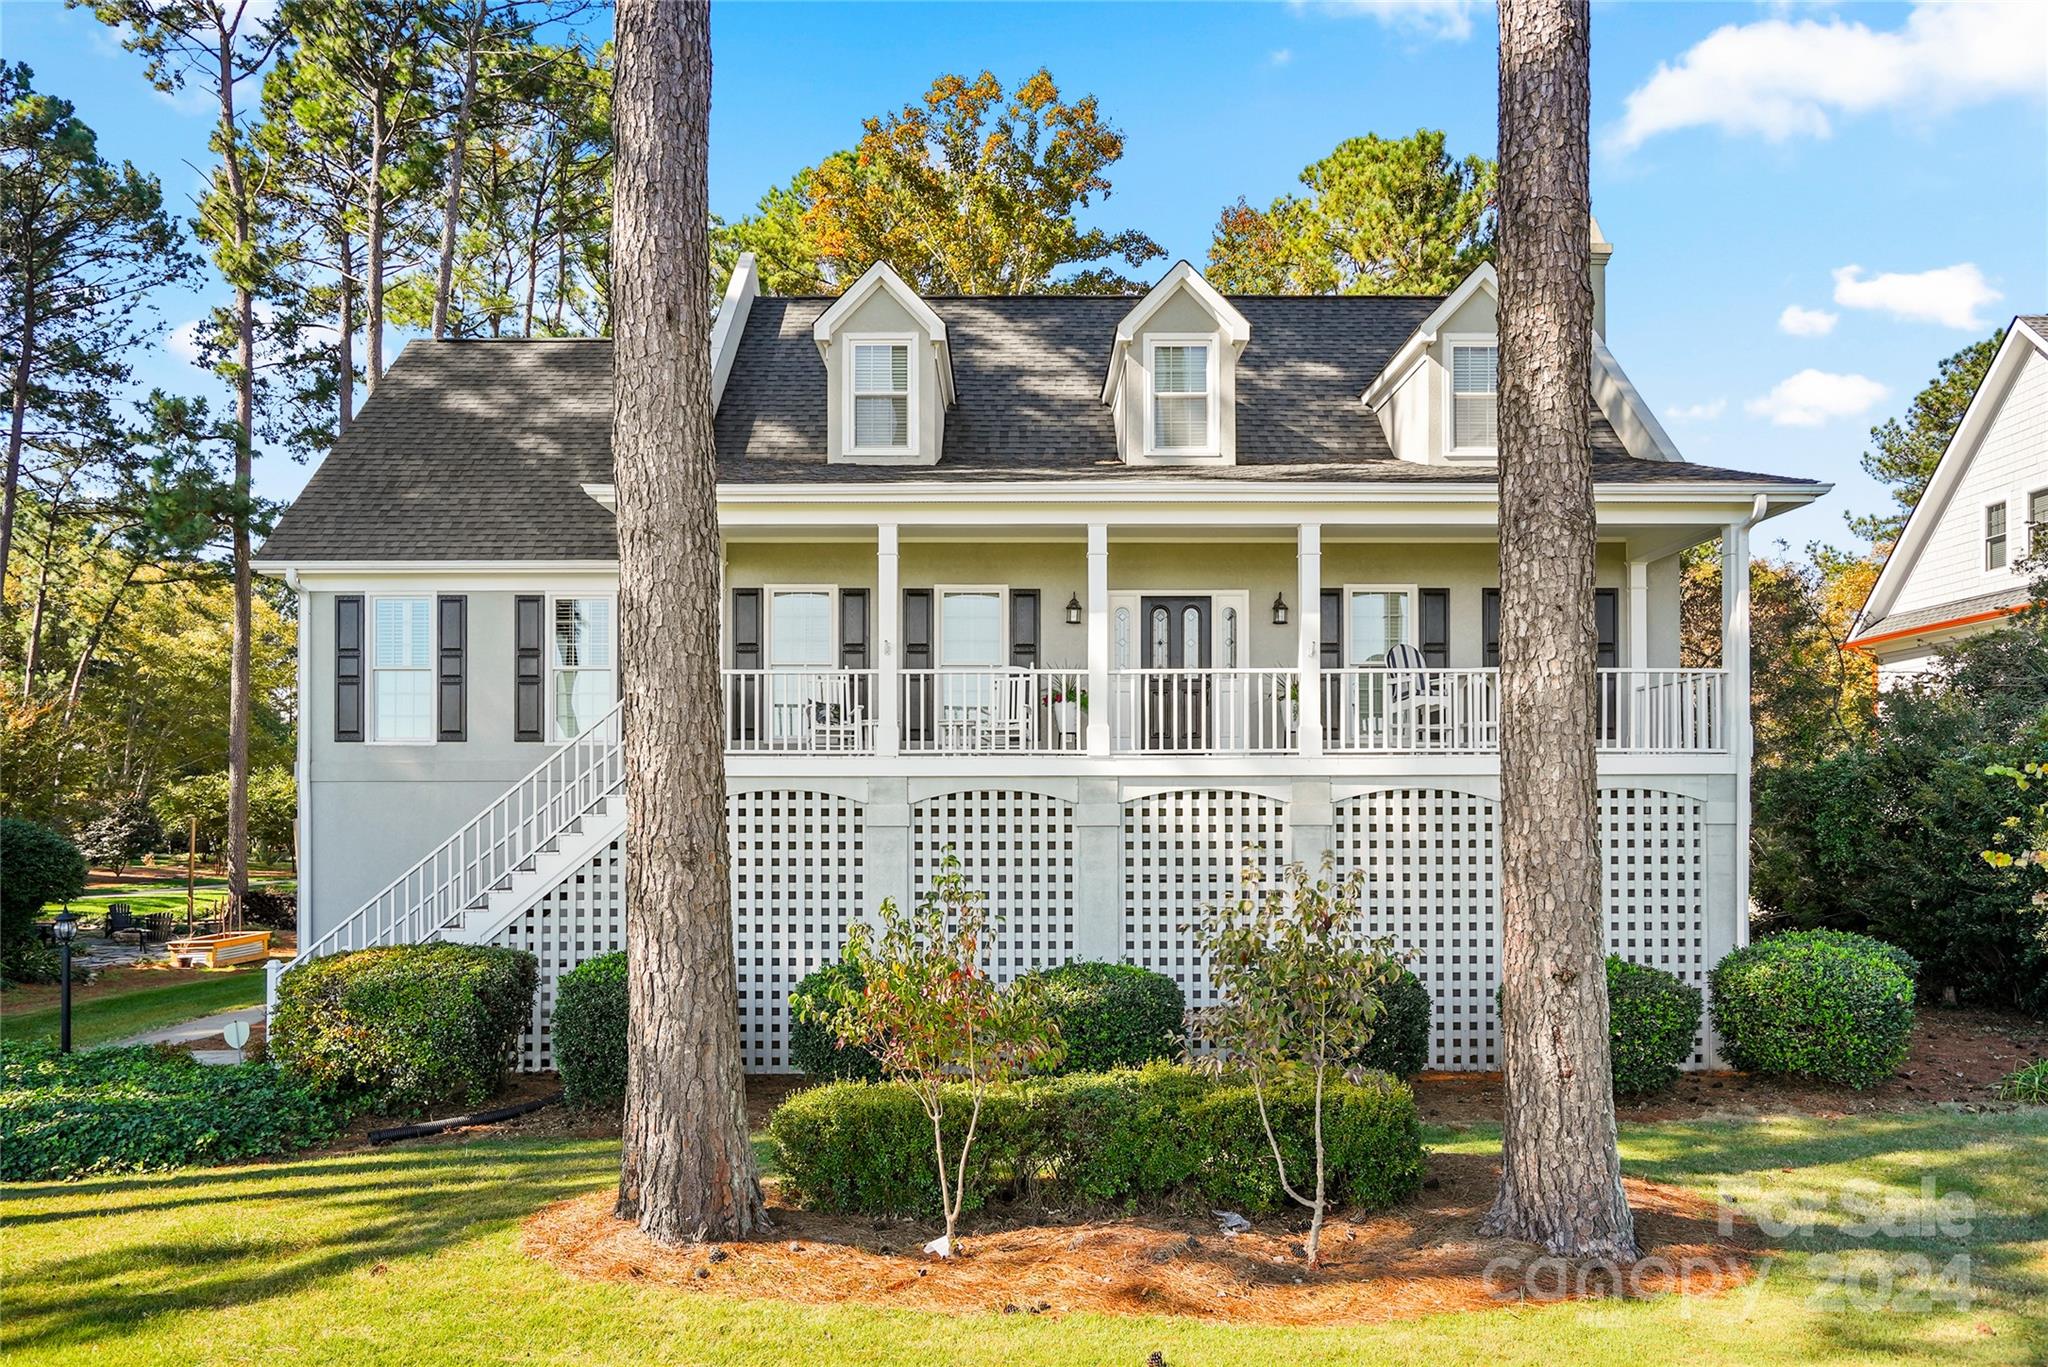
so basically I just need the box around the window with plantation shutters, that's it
[1451,343,1499,451]
[851,341,910,451]
[1149,340,1212,452]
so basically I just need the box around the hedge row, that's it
[767,1062,1424,1219]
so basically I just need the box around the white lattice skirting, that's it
[493,782,1727,1073]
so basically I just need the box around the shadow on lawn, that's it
[4,1139,618,1354]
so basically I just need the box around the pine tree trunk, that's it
[1482,0,1638,1262]
[215,33,254,920]
[432,0,485,340]
[2,282,35,580]
[366,105,388,392]
[611,0,763,1245]
[338,233,356,433]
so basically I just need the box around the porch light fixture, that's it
[1271,593,1289,627]
[1066,592,1083,626]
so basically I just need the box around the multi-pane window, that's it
[371,597,433,742]
[1150,342,1211,451]
[768,590,833,667]
[1347,589,1412,666]
[1451,343,1499,450]
[1985,503,2008,571]
[851,341,910,450]
[552,597,613,738]
[2030,489,2048,560]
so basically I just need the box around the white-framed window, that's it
[1985,501,2008,572]
[1145,336,1216,455]
[766,587,836,668]
[936,587,1005,667]
[1448,338,1499,454]
[847,335,913,454]
[2029,488,2048,560]
[551,596,614,739]
[1346,586,1416,666]
[370,596,434,743]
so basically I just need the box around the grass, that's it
[0,966,267,1049]
[44,880,296,916]
[1,1109,2042,1366]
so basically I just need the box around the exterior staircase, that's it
[266,702,624,1019]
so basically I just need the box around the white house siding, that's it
[1888,347,2048,619]
[489,771,1736,1073]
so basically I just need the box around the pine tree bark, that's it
[215,29,255,921]
[365,103,388,392]
[431,0,485,340]
[611,0,764,1245]
[1482,0,1638,1261]
[2,280,35,580]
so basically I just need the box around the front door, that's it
[1140,596,1212,749]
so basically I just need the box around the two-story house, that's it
[1849,316,2047,686]
[255,239,1827,1073]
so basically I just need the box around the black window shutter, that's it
[1419,589,1450,668]
[335,595,364,743]
[839,589,869,669]
[1319,588,1342,669]
[436,595,467,741]
[1010,590,1040,668]
[1594,588,1620,667]
[514,595,545,742]
[731,588,762,669]
[903,589,933,743]
[1481,589,1501,667]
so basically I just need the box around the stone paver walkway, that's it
[120,1005,264,1065]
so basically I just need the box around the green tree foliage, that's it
[1850,330,2003,548]
[1206,130,1495,295]
[717,69,1162,297]
[77,794,165,874]
[153,764,296,860]
[0,816,86,944]
[1190,854,1403,1269]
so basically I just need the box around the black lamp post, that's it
[51,910,78,1053]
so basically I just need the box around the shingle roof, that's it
[260,295,1822,563]
[1852,585,2033,643]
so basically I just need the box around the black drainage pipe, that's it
[367,1091,563,1145]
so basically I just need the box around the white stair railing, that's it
[271,701,624,1010]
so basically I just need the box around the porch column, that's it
[876,523,900,758]
[1626,558,1649,670]
[1722,519,1752,945]
[1086,523,1110,757]
[1296,522,1323,759]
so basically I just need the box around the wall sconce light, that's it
[1271,593,1289,627]
[1066,592,1083,626]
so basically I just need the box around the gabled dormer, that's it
[1101,262,1251,466]
[1360,265,1502,466]
[813,262,955,466]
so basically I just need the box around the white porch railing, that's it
[1597,668,1726,752]
[1325,667,1500,753]
[899,667,1088,754]
[1111,668,1299,755]
[723,669,878,753]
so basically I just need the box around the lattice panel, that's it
[729,789,866,1073]
[1334,789,1500,1069]
[1119,789,1289,1012]
[1600,787,1710,1066]
[492,838,627,1072]
[911,790,1077,982]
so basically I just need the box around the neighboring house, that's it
[1849,316,2048,687]
[255,238,1827,1073]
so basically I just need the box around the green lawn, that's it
[2,1110,2041,1366]
[0,967,266,1049]
[45,880,295,916]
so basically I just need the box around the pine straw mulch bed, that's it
[522,1151,1762,1326]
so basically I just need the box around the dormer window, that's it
[1147,337,1217,456]
[1449,340,1499,454]
[850,337,913,453]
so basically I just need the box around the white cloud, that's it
[1777,305,1838,337]
[1268,48,1294,66]
[1608,3,2046,152]
[1297,0,1483,42]
[1665,399,1727,422]
[1745,370,1888,427]
[1832,262,2002,330]
[166,319,205,365]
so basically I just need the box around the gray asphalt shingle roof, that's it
[1854,585,2034,642]
[260,293,1821,563]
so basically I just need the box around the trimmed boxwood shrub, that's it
[1606,956,1702,1097]
[0,817,87,947]
[1709,931,1916,1089]
[271,943,538,1112]
[1025,961,1186,1074]
[1349,964,1431,1079]
[553,951,627,1107]
[0,1042,347,1180]
[787,961,884,1081]
[1789,928,1921,985]
[766,1062,1424,1219]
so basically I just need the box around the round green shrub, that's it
[1026,961,1186,1074]
[1349,963,1431,1078]
[1782,928,1920,984]
[1709,934,1916,1089]
[270,943,538,1113]
[787,962,883,1081]
[553,951,628,1108]
[0,818,87,945]
[1606,956,1702,1097]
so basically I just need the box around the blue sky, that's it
[6,0,2044,552]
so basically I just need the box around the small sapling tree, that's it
[801,853,1063,1257]
[1192,852,1403,1269]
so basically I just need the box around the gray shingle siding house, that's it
[259,247,1827,1073]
